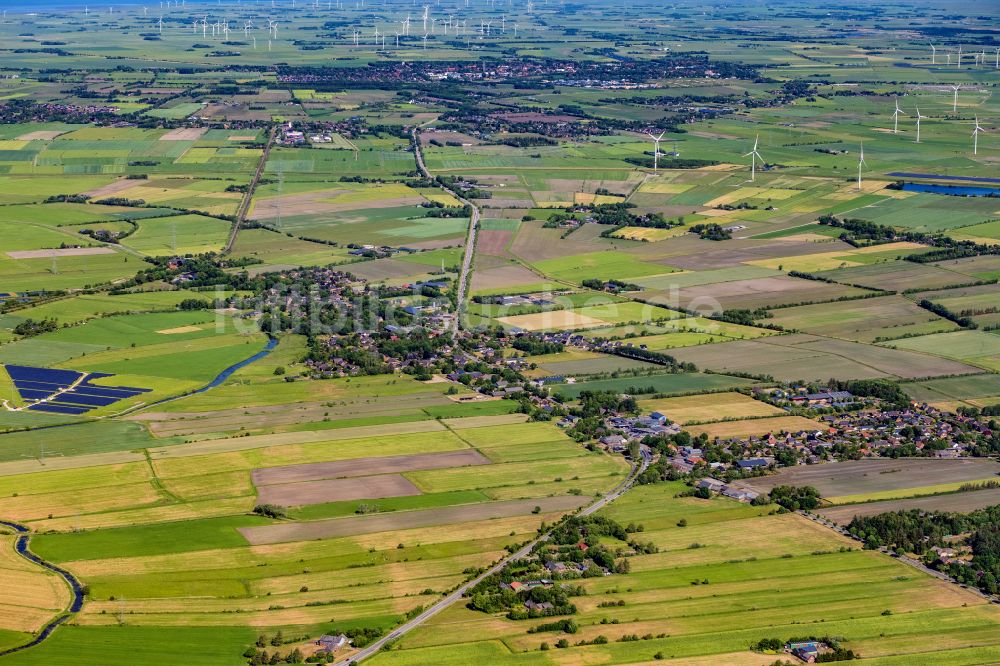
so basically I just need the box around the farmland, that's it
[0,0,998,661]
[371,482,1000,666]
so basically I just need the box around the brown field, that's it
[16,130,65,140]
[684,415,822,438]
[349,258,434,282]
[252,449,491,486]
[256,473,422,507]
[817,487,1000,524]
[160,127,208,141]
[239,495,589,545]
[665,239,855,271]
[6,246,117,259]
[743,458,1000,497]
[476,230,512,257]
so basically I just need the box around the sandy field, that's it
[498,310,608,331]
[160,127,208,141]
[7,246,117,259]
[15,130,65,140]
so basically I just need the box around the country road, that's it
[333,446,651,665]
[224,125,277,254]
[411,127,478,332]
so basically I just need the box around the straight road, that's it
[224,126,276,253]
[411,127,478,332]
[334,446,651,665]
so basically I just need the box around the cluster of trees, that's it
[828,379,910,409]
[12,317,59,337]
[917,298,977,329]
[511,337,564,356]
[848,505,1000,595]
[689,223,732,241]
[768,485,822,511]
[582,278,640,292]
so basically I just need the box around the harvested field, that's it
[742,458,1000,497]
[239,495,588,545]
[252,449,491,486]
[15,130,65,141]
[668,334,982,381]
[155,325,203,335]
[80,178,139,199]
[640,392,784,424]
[497,310,607,331]
[658,275,867,312]
[160,127,207,141]
[6,247,117,259]
[255,474,422,507]
[476,230,512,257]
[817,488,1000,524]
[685,415,822,439]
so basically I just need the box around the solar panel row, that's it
[6,365,83,385]
[5,365,150,415]
[28,403,91,415]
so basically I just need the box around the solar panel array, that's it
[5,365,151,415]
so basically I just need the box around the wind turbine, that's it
[645,130,666,171]
[857,141,866,191]
[422,32,428,48]
[914,106,926,143]
[956,45,962,68]
[951,85,960,112]
[891,98,905,134]
[744,134,763,182]
[972,117,984,156]
[394,31,400,47]
[929,43,936,65]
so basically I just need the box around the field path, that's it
[412,125,478,332]
[225,125,277,253]
[332,445,651,665]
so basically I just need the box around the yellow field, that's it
[0,534,70,632]
[638,391,785,424]
[423,193,463,206]
[746,241,925,271]
[611,226,686,241]
[497,310,609,331]
[638,181,693,194]
[684,415,823,438]
[704,186,801,208]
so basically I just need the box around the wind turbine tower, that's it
[929,43,936,64]
[744,134,763,182]
[646,131,666,171]
[951,85,960,112]
[972,117,984,156]
[857,141,867,191]
[891,98,904,134]
[914,107,927,143]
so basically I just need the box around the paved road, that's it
[224,126,276,253]
[411,127,478,332]
[334,446,651,665]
